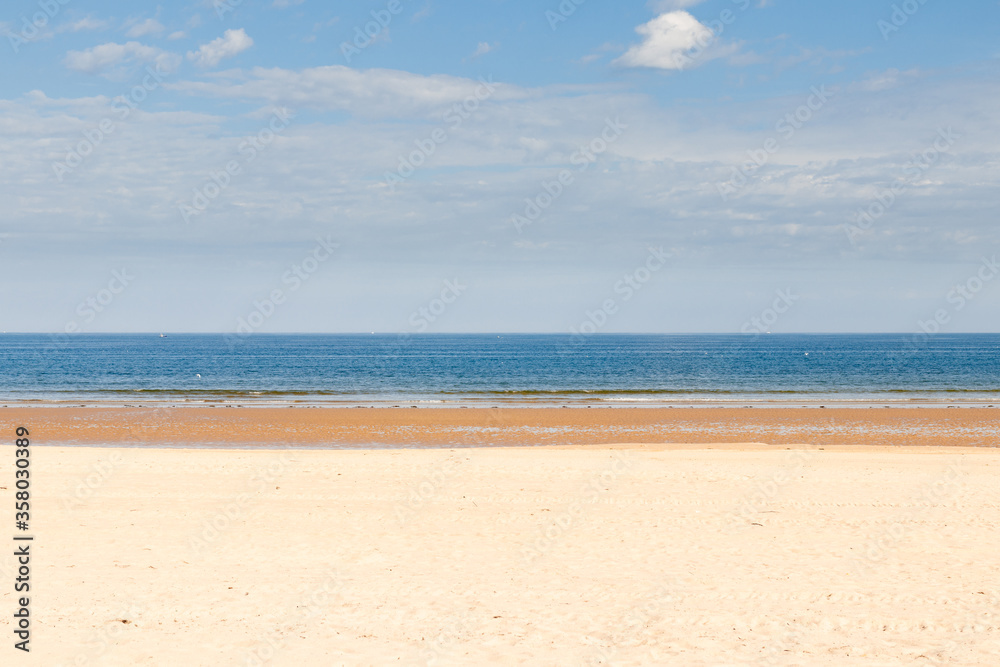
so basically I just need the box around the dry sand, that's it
[0,409,998,665]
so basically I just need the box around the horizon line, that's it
[2,332,999,337]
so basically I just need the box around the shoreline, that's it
[4,406,999,448]
[3,398,999,410]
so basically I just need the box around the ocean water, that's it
[0,333,998,407]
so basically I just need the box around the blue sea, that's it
[0,334,998,407]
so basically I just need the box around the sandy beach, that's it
[1,409,998,665]
[2,406,1000,448]
[8,0,998,659]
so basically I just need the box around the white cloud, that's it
[614,11,725,70]
[169,66,523,117]
[56,17,111,33]
[648,0,708,10]
[856,68,920,92]
[774,47,870,73]
[3,67,1000,333]
[187,29,254,68]
[64,41,182,75]
[470,42,496,59]
[126,18,166,38]
[412,3,432,22]
[313,18,340,30]
[168,31,187,41]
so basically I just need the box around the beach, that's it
[1,408,998,664]
[3,406,1000,448]
[8,0,999,659]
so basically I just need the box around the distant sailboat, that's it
[159,334,167,338]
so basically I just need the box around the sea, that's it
[0,333,998,408]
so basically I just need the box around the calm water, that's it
[0,334,998,406]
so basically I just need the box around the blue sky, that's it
[2,0,999,334]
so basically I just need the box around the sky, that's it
[1,0,999,334]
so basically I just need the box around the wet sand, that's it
[1,406,998,448]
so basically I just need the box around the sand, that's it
[2,406,1000,448]
[1,409,998,665]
